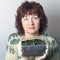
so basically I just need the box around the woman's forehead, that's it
[23,13,38,17]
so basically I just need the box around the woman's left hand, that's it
[35,44,48,60]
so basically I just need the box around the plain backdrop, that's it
[0,0,60,60]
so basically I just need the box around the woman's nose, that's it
[29,19,34,25]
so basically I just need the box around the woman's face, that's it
[21,14,40,35]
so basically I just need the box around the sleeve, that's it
[47,37,60,60]
[6,33,18,60]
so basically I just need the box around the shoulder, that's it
[8,33,20,45]
[9,33,19,39]
[44,32,58,46]
[44,33,59,60]
[44,32,56,41]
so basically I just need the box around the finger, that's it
[21,57,29,60]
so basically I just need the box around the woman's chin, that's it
[27,30,37,34]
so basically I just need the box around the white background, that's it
[0,0,60,60]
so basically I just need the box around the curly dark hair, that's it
[15,1,48,35]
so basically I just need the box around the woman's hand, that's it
[35,44,48,60]
[21,57,30,60]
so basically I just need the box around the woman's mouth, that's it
[28,27,35,30]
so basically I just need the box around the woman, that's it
[6,1,59,60]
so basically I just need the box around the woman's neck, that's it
[24,32,40,39]
[21,32,44,41]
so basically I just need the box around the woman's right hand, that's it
[21,57,30,60]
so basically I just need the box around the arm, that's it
[35,36,59,60]
[45,36,60,60]
[6,34,18,60]
[6,33,30,60]
[48,39,59,60]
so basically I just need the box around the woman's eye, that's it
[23,17,28,20]
[24,18,28,20]
[34,17,38,19]
[33,16,39,20]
